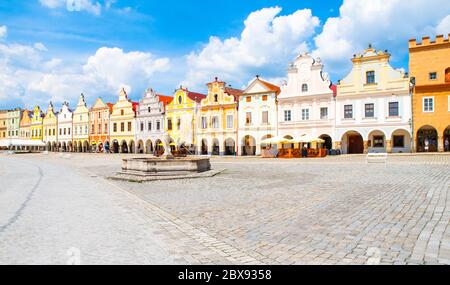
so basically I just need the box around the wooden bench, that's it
[366,152,387,164]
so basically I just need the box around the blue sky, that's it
[0,0,449,109]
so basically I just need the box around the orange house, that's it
[89,97,113,152]
[409,35,450,152]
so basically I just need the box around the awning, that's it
[295,134,325,143]
[261,136,295,145]
[0,139,46,147]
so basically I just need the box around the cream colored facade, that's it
[72,94,90,152]
[109,88,137,153]
[239,76,280,156]
[336,46,412,154]
[19,110,32,140]
[7,109,22,139]
[197,79,242,156]
[43,102,58,151]
[57,102,73,152]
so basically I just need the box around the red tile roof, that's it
[257,78,281,95]
[330,84,337,97]
[225,87,243,102]
[157,94,174,107]
[106,103,114,113]
[187,91,207,103]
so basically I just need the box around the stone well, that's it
[121,157,211,176]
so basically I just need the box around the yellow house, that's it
[73,94,90,152]
[109,88,138,153]
[197,78,242,155]
[30,106,44,141]
[409,35,450,152]
[43,102,58,151]
[0,110,7,140]
[165,87,206,154]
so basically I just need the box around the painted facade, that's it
[409,35,450,152]
[336,46,412,154]
[197,78,242,155]
[19,110,32,140]
[43,102,58,151]
[109,88,138,153]
[135,88,173,154]
[7,109,22,139]
[166,87,206,153]
[239,76,280,156]
[89,97,112,152]
[72,94,90,152]
[0,110,7,140]
[57,102,73,152]
[30,106,44,141]
[278,53,336,150]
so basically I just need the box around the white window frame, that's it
[284,110,291,122]
[301,108,310,121]
[226,114,233,129]
[423,97,434,113]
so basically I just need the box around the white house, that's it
[57,102,73,152]
[135,88,173,154]
[278,53,336,150]
[238,76,280,156]
[336,45,412,154]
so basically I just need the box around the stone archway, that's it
[417,125,438,152]
[444,126,450,152]
[319,134,333,150]
[129,140,136,154]
[121,140,129,153]
[145,140,153,154]
[212,138,220,155]
[341,131,364,154]
[242,135,256,156]
[112,140,119,153]
[201,138,208,155]
[83,141,89,153]
[104,141,110,153]
[368,130,386,153]
[224,138,235,156]
[137,140,144,154]
[155,139,164,156]
[390,129,411,153]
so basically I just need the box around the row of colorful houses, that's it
[1,35,449,155]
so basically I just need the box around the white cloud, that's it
[183,7,319,90]
[0,38,170,108]
[0,25,7,39]
[436,15,450,35]
[34,42,48,51]
[39,0,102,16]
[313,0,450,77]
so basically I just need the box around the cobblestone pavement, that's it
[0,152,449,264]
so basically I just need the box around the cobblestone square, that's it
[0,153,449,264]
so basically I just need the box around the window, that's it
[301,109,309,121]
[59,129,62,136]
[423,97,434,112]
[167,119,172,130]
[429,72,437,80]
[212,116,219,128]
[344,105,353,119]
[262,95,268,101]
[214,94,218,102]
[156,121,160,130]
[148,122,152,131]
[177,118,181,130]
[120,110,124,116]
[148,107,151,113]
[284,110,291,122]
[366,71,375,84]
[128,122,131,131]
[104,124,108,133]
[98,112,101,119]
[320,107,328,120]
[373,136,384,147]
[226,115,233,129]
[246,96,251,103]
[393,135,404,148]
[262,111,268,124]
[140,122,144,132]
[365,103,374,118]
[91,124,95,134]
[113,123,117,132]
[201,117,207,129]
[389,102,399,117]
[301,84,308,92]
[178,96,182,104]
[120,122,124,132]
[246,112,252,125]
[68,128,70,135]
